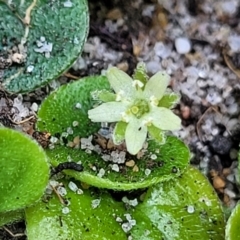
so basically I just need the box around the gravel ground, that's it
[1,0,240,238]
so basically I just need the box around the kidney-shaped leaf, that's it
[25,180,127,240]
[0,0,88,93]
[130,166,225,239]
[46,136,190,190]
[37,76,110,138]
[226,202,240,240]
[0,128,49,213]
[25,168,225,239]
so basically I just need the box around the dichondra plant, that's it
[0,0,228,237]
[26,63,224,239]
[1,63,224,239]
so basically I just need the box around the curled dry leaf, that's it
[223,50,240,79]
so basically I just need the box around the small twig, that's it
[196,106,219,141]
[2,226,25,238]
[223,50,240,79]
[12,115,35,125]
[23,0,37,25]
[50,184,66,205]
[63,72,80,80]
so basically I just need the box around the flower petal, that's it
[143,72,170,100]
[107,67,136,98]
[148,106,181,130]
[88,102,127,122]
[125,118,147,155]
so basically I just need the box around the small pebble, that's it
[63,0,72,7]
[75,103,82,109]
[187,205,195,213]
[68,181,78,192]
[91,199,101,209]
[132,165,139,172]
[210,135,232,155]
[220,2,237,15]
[40,36,45,42]
[72,121,79,127]
[226,174,235,183]
[223,193,231,206]
[91,166,97,171]
[150,154,157,160]
[62,207,70,214]
[67,127,73,135]
[222,168,231,176]
[224,188,236,198]
[228,35,240,52]
[50,136,58,143]
[77,188,83,194]
[144,169,151,176]
[181,105,190,119]
[73,136,80,145]
[111,164,120,172]
[175,37,191,54]
[57,186,67,196]
[106,8,122,20]
[213,176,226,189]
[125,160,135,167]
[121,222,132,233]
[30,102,38,112]
[116,62,129,72]
[116,216,123,222]
[97,168,105,178]
[49,180,59,187]
[107,139,115,149]
[129,198,138,207]
[27,65,34,73]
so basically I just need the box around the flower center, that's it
[130,99,149,118]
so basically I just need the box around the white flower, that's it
[88,66,181,155]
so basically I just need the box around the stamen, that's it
[142,117,153,126]
[116,90,125,101]
[132,80,144,88]
[150,96,159,106]
[121,112,130,122]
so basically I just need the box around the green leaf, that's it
[0,210,24,227]
[0,128,49,213]
[0,0,88,93]
[98,90,116,102]
[226,203,240,240]
[130,166,225,239]
[37,76,111,138]
[113,121,127,144]
[148,125,166,144]
[25,180,127,240]
[158,92,180,109]
[132,62,149,85]
[25,167,224,239]
[46,136,190,190]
